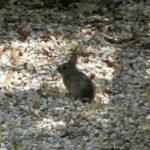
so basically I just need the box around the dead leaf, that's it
[104,35,123,44]
[65,32,76,40]
[96,87,111,95]
[102,88,112,95]
[81,27,92,34]
[1,44,18,63]
[3,44,11,51]
[3,72,12,91]
[23,62,36,73]
[42,48,52,57]
[18,27,29,41]
[18,51,23,56]
[39,33,50,41]
[69,44,79,52]
[50,35,57,43]
[39,32,59,42]
[96,88,112,95]
[51,73,59,80]
[77,50,91,57]
[102,59,117,68]
[89,73,95,80]
[102,16,112,24]
[10,49,18,62]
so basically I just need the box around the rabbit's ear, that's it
[70,53,78,64]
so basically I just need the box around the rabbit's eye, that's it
[63,66,66,69]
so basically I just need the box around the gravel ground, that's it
[0,1,150,150]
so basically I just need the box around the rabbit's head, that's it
[57,53,78,77]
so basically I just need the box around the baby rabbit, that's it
[57,53,95,102]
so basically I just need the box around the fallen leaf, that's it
[18,51,23,56]
[78,51,91,57]
[69,44,79,52]
[23,62,36,73]
[42,48,52,57]
[10,49,18,62]
[102,88,112,95]
[81,27,92,34]
[104,35,123,44]
[103,59,117,68]
[18,27,29,41]
[39,32,59,42]
[96,87,111,95]
[102,16,112,24]
[89,73,95,80]
[65,32,76,40]
[50,35,57,43]
[3,72,12,91]
[3,44,11,52]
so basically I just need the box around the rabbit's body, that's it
[63,68,95,101]
[57,54,95,102]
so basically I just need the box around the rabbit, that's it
[57,53,95,102]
